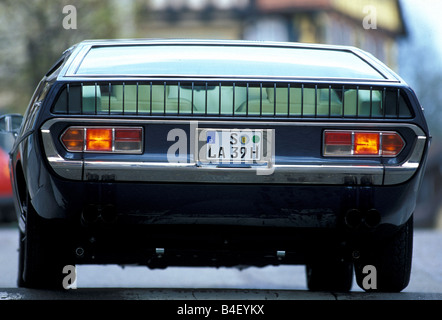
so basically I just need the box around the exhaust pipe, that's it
[345,208,381,229]
[364,209,381,228]
[82,205,99,224]
[101,204,117,223]
[345,209,363,229]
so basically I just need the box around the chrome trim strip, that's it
[383,135,427,185]
[41,129,83,180]
[41,118,426,133]
[41,118,427,185]
[63,74,395,83]
[82,161,384,185]
[60,76,400,86]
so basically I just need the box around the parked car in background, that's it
[0,146,14,222]
[3,39,430,291]
[0,114,21,223]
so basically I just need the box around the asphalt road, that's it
[0,225,441,300]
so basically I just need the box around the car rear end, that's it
[15,40,430,291]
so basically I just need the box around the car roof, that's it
[57,39,403,83]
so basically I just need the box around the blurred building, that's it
[140,0,406,70]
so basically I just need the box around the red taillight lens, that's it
[324,131,352,156]
[114,128,142,152]
[324,130,404,157]
[61,127,143,153]
[325,131,352,145]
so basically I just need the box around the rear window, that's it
[74,45,386,80]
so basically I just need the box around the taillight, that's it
[86,128,113,152]
[114,128,143,152]
[61,127,143,153]
[324,130,404,157]
[381,132,406,156]
[354,132,380,155]
[60,128,84,152]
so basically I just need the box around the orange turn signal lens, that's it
[86,128,112,152]
[354,132,380,155]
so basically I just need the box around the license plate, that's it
[198,129,264,164]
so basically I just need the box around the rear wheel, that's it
[17,193,74,289]
[354,215,413,292]
[306,259,353,292]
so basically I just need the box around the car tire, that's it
[354,214,413,292]
[17,193,74,289]
[306,259,353,292]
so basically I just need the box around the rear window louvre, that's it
[52,81,413,119]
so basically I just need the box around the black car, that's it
[4,39,430,291]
